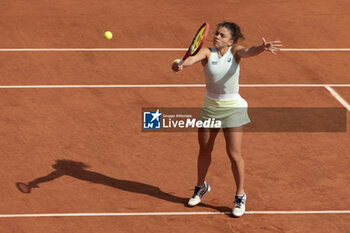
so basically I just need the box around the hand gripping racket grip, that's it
[178,58,184,66]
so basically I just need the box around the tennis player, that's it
[171,21,282,217]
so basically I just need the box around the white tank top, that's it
[204,47,240,100]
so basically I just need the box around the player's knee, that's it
[227,150,242,162]
[199,143,214,155]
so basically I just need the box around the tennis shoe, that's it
[188,181,211,206]
[233,193,247,217]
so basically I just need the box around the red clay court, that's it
[0,1,349,232]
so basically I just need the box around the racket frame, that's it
[178,22,209,66]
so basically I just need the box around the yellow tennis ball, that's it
[104,31,113,40]
[172,58,181,64]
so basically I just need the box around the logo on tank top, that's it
[212,58,231,65]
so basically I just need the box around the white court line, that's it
[325,86,350,111]
[1,84,349,111]
[0,48,350,52]
[239,84,350,87]
[0,48,188,52]
[0,210,350,218]
[0,84,205,88]
[1,84,350,89]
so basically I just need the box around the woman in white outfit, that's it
[172,21,282,217]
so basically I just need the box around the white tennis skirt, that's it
[200,94,251,128]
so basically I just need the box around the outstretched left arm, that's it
[235,37,283,58]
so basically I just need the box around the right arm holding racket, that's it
[172,22,210,72]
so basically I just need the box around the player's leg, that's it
[188,128,219,206]
[223,127,247,217]
[197,127,220,185]
[223,127,244,194]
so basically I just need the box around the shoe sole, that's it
[232,214,244,218]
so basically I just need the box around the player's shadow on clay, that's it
[16,159,231,215]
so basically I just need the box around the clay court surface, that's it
[1,1,350,232]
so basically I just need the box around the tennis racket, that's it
[178,22,209,66]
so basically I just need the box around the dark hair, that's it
[217,21,245,43]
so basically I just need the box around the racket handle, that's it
[178,58,184,66]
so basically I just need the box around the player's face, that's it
[213,27,234,48]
